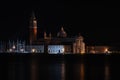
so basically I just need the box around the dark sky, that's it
[0,1,119,46]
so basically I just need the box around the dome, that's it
[57,27,67,38]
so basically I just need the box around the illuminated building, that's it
[26,12,85,54]
[7,40,26,53]
[86,46,111,53]
[0,12,115,54]
[29,12,37,45]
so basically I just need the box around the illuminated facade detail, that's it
[86,46,111,53]
[29,12,37,45]
[29,35,85,54]
[73,34,85,54]
[27,12,86,54]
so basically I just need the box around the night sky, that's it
[0,1,119,47]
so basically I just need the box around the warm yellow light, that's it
[34,28,37,36]
[80,63,84,80]
[104,48,108,53]
[81,52,84,55]
[31,48,36,53]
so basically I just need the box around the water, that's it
[0,53,120,80]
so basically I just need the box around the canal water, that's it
[0,53,120,80]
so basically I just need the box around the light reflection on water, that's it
[1,55,119,80]
[104,64,110,80]
[61,63,65,80]
[80,63,84,80]
[31,59,37,80]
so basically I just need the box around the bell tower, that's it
[29,11,37,45]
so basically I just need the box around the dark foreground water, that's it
[0,53,120,80]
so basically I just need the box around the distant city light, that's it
[9,48,12,52]
[12,45,16,49]
[105,48,108,52]
[20,48,24,52]
[0,11,119,54]
[31,48,36,53]
[62,48,64,53]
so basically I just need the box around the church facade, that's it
[26,12,85,54]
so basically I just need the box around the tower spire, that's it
[31,11,36,20]
[29,11,37,45]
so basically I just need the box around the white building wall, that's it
[48,45,64,54]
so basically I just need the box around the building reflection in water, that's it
[7,60,28,80]
[104,63,110,80]
[61,63,65,80]
[31,59,38,80]
[30,58,66,80]
[80,63,84,80]
[5,57,112,80]
[47,62,65,80]
[30,59,85,80]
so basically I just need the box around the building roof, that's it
[32,37,75,45]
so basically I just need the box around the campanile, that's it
[29,11,37,45]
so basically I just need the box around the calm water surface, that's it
[0,54,120,80]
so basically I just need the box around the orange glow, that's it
[81,51,84,55]
[31,59,37,80]
[80,63,84,80]
[34,28,37,36]
[105,48,108,52]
